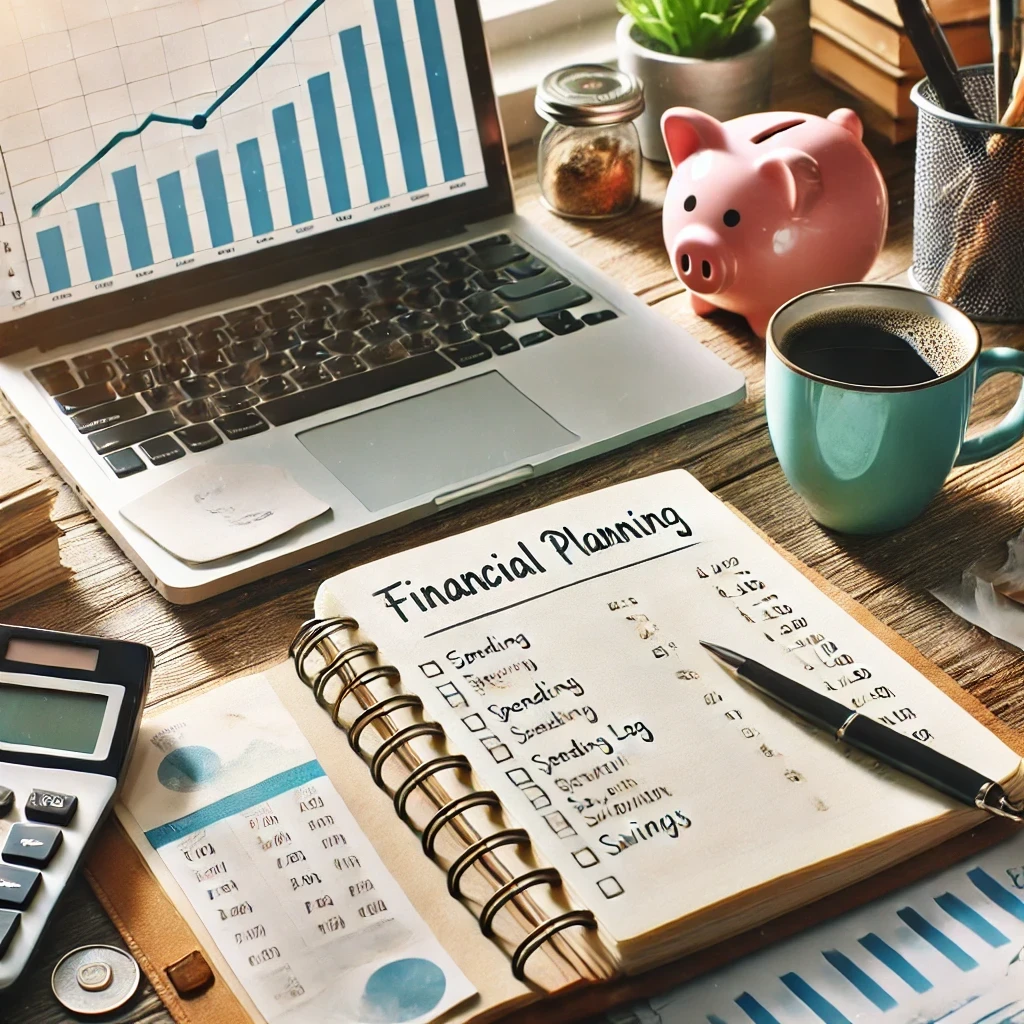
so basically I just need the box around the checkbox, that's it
[597,876,624,899]
[485,742,512,764]
[572,847,599,869]
[542,811,577,838]
[461,713,486,732]
[419,661,443,678]
[523,785,551,810]
[435,682,468,708]
[506,768,532,787]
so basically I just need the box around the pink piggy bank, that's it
[661,107,888,338]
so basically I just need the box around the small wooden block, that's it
[166,950,214,998]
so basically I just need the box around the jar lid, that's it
[535,64,645,127]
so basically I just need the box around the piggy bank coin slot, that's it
[752,119,806,144]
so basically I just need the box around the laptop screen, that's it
[0,0,494,331]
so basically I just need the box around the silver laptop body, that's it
[0,0,744,603]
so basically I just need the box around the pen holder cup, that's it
[911,65,1024,323]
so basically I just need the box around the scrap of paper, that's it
[121,464,329,563]
[119,678,474,1024]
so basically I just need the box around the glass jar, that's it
[535,65,644,220]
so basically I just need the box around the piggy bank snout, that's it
[671,225,733,295]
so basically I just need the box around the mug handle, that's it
[955,348,1024,466]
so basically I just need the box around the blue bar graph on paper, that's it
[969,867,1024,920]
[821,951,897,1011]
[37,227,71,292]
[340,27,389,202]
[156,171,194,259]
[707,1016,730,1024]
[897,907,978,970]
[373,0,426,191]
[780,973,851,1024]
[272,103,313,225]
[111,166,154,270]
[308,72,350,213]
[237,139,274,237]
[935,892,1011,946]
[858,933,932,992]
[196,150,233,246]
[413,0,464,180]
[75,204,112,281]
[735,992,781,1024]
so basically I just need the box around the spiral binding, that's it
[290,616,599,986]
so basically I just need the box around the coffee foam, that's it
[780,306,971,376]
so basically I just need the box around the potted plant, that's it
[616,0,776,162]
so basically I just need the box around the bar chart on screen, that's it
[0,0,486,320]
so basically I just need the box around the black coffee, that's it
[780,307,960,387]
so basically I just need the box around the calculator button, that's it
[0,910,19,957]
[3,824,63,867]
[26,789,78,825]
[0,786,12,818]
[0,865,41,909]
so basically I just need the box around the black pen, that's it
[699,641,1024,822]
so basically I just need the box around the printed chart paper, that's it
[601,829,1024,1023]
[119,676,474,1024]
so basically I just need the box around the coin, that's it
[52,945,140,1015]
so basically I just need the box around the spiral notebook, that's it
[105,469,1024,1024]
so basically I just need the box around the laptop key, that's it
[189,349,229,374]
[36,371,79,396]
[180,375,220,398]
[538,310,586,335]
[214,388,259,414]
[582,309,618,325]
[259,352,295,375]
[436,245,471,259]
[444,342,491,367]
[89,411,180,455]
[298,285,336,303]
[435,323,474,345]
[496,268,569,302]
[297,319,334,341]
[252,375,297,400]
[140,435,185,466]
[141,384,185,411]
[400,256,436,274]
[403,288,438,311]
[224,306,262,323]
[403,331,439,355]
[151,327,188,345]
[520,329,553,346]
[72,397,146,434]
[435,259,474,282]
[53,382,117,414]
[80,362,117,386]
[267,307,303,330]
[72,349,112,368]
[471,234,511,249]
[191,327,231,352]
[261,352,456,426]
[215,410,269,440]
[303,298,337,319]
[187,315,227,333]
[291,363,333,389]
[324,355,365,378]
[507,256,548,279]
[437,279,478,301]
[218,362,261,388]
[397,311,436,332]
[404,270,440,289]
[468,244,528,272]
[362,340,409,367]
[361,322,406,345]
[505,285,592,322]
[105,448,146,478]
[293,341,330,364]
[479,331,520,355]
[463,291,503,315]
[467,313,509,334]
[266,329,301,353]
[262,293,302,312]
[474,270,513,291]
[176,424,223,452]
[325,331,365,355]
[180,399,217,423]
[435,300,468,325]
[332,308,374,333]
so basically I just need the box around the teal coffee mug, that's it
[765,283,1024,534]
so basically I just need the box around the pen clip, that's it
[976,781,1024,822]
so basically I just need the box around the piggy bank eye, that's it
[723,209,741,227]
[683,195,696,212]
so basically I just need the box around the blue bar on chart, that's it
[111,166,154,270]
[156,171,194,259]
[896,907,978,971]
[934,892,1010,946]
[373,0,426,192]
[734,992,780,1024]
[413,0,464,180]
[821,950,897,1011]
[780,972,851,1023]
[36,227,71,292]
[196,151,234,247]
[969,867,1024,920]
[272,103,313,225]
[308,72,351,214]
[340,27,389,202]
[75,204,112,281]
[237,139,274,236]
[857,933,932,993]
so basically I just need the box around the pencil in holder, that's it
[911,66,1024,323]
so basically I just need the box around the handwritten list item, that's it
[119,678,474,1024]
[314,470,1020,949]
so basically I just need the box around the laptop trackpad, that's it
[297,372,579,512]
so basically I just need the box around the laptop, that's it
[0,0,744,604]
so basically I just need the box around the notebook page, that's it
[314,470,1019,947]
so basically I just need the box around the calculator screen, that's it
[0,682,108,755]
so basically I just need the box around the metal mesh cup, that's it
[911,65,1024,322]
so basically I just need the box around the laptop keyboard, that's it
[29,235,618,478]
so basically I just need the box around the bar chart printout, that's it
[604,833,1024,1024]
[0,0,486,321]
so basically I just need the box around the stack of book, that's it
[0,459,70,610]
[810,0,990,143]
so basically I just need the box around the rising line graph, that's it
[31,0,327,217]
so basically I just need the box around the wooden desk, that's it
[4,4,1024,1020]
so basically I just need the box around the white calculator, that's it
[0,625,151,991]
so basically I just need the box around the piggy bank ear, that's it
[755,147,823,219]
[661,108,727,168]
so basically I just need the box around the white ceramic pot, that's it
[616,15,777,162]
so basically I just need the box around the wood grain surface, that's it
[5,1,1024,1020]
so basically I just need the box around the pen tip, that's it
[699,641,745,669]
